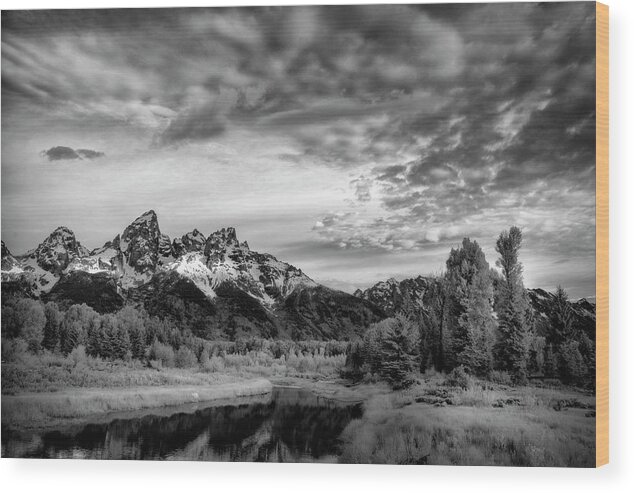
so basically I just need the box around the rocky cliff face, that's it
[21,226,89,275]
[354,276,438,316]
[119,210,163,281]
[1,241,22,275]
[172,229,206,257]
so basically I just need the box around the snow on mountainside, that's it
[2,211,318,309]
[2,210,385,339]
[6,227,90,293]
[172,229,206,257]
[1,241,26,280]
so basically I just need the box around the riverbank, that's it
[1,377,272,430]
[2,357,596,466]
[333,374,596,467]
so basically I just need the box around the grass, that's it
[1,351,596,466]
[2,378,272,430]
[1,358,236,395]
[338,375,596,467]
[0,346,343,430]
[201,352,346,380]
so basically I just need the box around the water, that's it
[1,386,364,462]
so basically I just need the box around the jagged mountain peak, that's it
[355,275,437,316]
[204,227,249,258]
[131,209,158,224]
[24,225,89,275]
[119,210,163,280]
[172,228,207,257]
[51,225,75,235]
[1,241,23,275]
[208,227,240,248]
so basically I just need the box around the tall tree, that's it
[494,226,531,384]
[60,304,98,355]
[549,285,574,347]
[43,302,63,352]
[457,270,496,376]
[444,238,497,374]
[377,314,420,389]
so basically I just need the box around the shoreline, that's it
[1,377,273,430]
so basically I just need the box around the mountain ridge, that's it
[2,210,383,340]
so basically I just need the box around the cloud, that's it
[2,3,598,297]
[42,146,80,161]
[77,149,105,159]
[42,146,105,161]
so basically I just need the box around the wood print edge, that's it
[595,0,609,468]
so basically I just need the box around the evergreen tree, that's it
[60,319,81,355]
[378,314,420,389]
[494,226,531,384]
[60,304,98,355]
[418,278,447,372]
[544,343,559,378]
[43,302,63,352]
[457,270,496,376]
[100,314,119,359]
[117,306,146,359]
[549,285,574,347]
[558,340,586,385]
[444,238,497,373]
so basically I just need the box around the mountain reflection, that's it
[2,387,363,462]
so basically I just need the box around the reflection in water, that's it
[2,387,363,462]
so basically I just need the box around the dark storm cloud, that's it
[41,146,104,161]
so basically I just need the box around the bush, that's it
[1,338,29,363]
[203,355,226,373]
[175,346,197,368]
[489,370,513,386]
[69,345,88,367]
[558,340,587,386]
[149,340,175,368]
[445,365,471,389]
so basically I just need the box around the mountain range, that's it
[1,211,383,339]
[1,211,595,341]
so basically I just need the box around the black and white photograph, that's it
[1,2,599,466]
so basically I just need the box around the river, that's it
[1,386,363,462]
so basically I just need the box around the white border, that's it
[1,0,632,491]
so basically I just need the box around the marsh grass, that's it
[1,378,272,429]
[340,376,595,467]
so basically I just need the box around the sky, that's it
[1,3,597,298]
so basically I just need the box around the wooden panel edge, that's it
[595,0,609,468]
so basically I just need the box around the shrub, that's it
[1,337,29,363]
[203,355,226,373]
[489,370,513,386]
[69,345,88,367]
[149,340,175,368]
[558,340,586,386]
[175,346,197,368]
[445,365,471,389]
